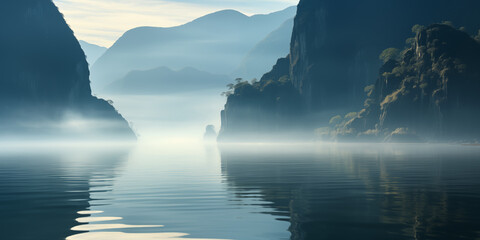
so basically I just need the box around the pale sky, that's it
[53,0,299,47]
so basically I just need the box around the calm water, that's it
[1,142,480,240]
[1,93,480,240]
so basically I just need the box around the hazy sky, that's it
[54,0,299,47]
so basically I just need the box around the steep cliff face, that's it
[290,0,480,111]
[346,25,480,141]
[219,0,480,140]
[0,0,135,139]
[1,0,91,105]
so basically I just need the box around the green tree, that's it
[405,37,416,47]
[379,48,400,63]
[329,115,342,125]
[442,21,454,28]
[364,85,375,97]
[221,83,235,97]
[411,24,425,34]
[344,112,358,119]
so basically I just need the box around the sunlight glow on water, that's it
[69,211,226,240]
[75,217,123,223]
[72,224,164,231]
[67,232,230,240]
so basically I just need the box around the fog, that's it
[99,89,226,143]
[2,88,479,240]
[4,1,480,240]
[0,113,135,143]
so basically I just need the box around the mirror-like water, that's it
[1,94,480,240]
[1,142,480,240]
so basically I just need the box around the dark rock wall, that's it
[219,0,480,140]
[0,0,135,138]
[290,0,480,112]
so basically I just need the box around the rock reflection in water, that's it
[219,143,480,240]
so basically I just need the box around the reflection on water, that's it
[68,232,229,240]
[65,143,288,240]
[1,142,480,240]
[0,146,130,240]
[220,143,480,240]
[69,211,226,240]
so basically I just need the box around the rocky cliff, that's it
[345,24,480,142]
[219,57,305,141]
[0,0,135,139]
[290,0,480,111]
[219,0,480,141]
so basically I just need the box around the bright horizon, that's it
[54,0,299,47]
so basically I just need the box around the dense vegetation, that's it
[324,24,480,142]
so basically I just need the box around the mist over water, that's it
[5,0,480,239]
[2,91,480,239]
[101,90,226,143]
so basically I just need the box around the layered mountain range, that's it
[232,18,294,81]
[91,7,296,92]
[105,66,230,95]
[79,40,107,67]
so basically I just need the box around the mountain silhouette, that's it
[79,40,107,67]
[233,18,294,81]
[105,66,230,94]
[90,6,296,91]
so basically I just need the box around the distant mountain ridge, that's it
[233,18,294,81]
[105,66,230,94]
[79,40,107,67]
[91,6,297,91]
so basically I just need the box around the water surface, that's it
[2,93,480,240]
[1,142,479,240]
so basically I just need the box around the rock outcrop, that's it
[346,24,480,141]
[290,0,480,112]
[0,0,135,139]
[219,57,305,141]
[219,0,480,141]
